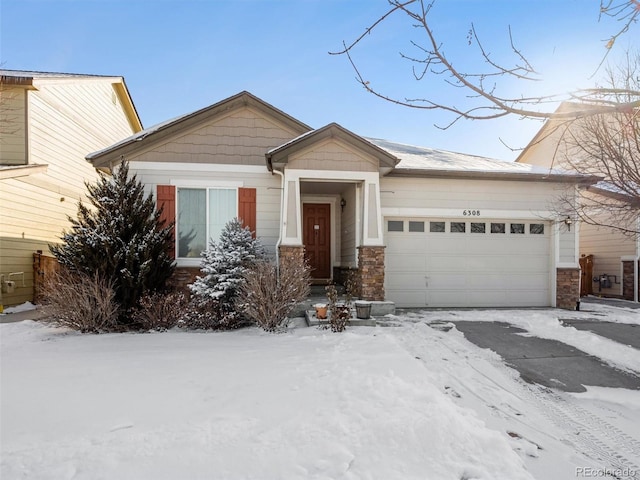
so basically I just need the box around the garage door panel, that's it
[463,274,509,289]
[386,255,427,273]
[387,290,427,308]
[507,274,549,289]
[464,256,515,272]
[520,238,549,254]
[517,256,550,273]
[429,237,467,253]
[427,273,467,288]
[385,217,552,307]
[426,256,468,272]
[386,272,427,289]
[386,235,426,254]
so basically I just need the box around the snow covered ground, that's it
[1,302,639,480]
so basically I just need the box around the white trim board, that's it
[130,161,269,174]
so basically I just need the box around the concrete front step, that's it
[304,310,377,327]
[303,300,396,327]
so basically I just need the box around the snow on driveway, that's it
[1,302,639,480]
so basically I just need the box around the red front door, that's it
[303,203,331,279]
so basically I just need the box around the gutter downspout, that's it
[273,169,285,276]
[636,216,640,302]
[634,257,638,303]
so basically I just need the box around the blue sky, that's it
[1,0,634,160]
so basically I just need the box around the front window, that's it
[177,188,237,258]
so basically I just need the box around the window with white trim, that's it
[491,222,506,234]
[430,221,445,233]
[471,222,486,233]
[510,223,525,234]
[450,222,466,233]
[388,220,404,232]
[530,223,545,235]
[409,221,425,232]
[177,187,237,258]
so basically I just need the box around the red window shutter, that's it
[238,187,257,238]
[157,185,176,258]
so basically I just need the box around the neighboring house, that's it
[88,92,597,309]
[0,70,142,308]
[516,103,639,302]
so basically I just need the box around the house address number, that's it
[462,210,481,216]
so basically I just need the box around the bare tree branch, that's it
[330,0,639,127]
[553,55,640,236]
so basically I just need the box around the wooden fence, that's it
[33,251,59,303]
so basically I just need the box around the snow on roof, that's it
[591,179,639,199]
[366,137,567,175]
[0,69,118,80]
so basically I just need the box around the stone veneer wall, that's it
[622,260,639,301]
[279,245,306,271]
[556,268,580,310]
[358,246,385,301]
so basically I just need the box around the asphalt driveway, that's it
[452,320,640,393]
[560,319,640,349]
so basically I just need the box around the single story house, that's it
[87,92,598,309]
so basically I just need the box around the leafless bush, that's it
[131,291,188,331]
[326,283,351,333]
[236,257,311,332]
[179,297,244,330]
[40,269,119,333]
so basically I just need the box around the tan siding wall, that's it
[517,122,571,169]
[0,86,27,165]
[0,79,138,306]
[0,177,80,241]
[0,237,51,307]
[132,107,300,166]
[130,167,282,255]
[558,228,577,264]
[580,220,636,296]
[340,183,357,265]
[380,177,567,211]
[28,82,133,192]
[288,139,378,172]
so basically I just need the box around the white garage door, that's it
[385,218,551,307]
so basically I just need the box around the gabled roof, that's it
[0,69,120,82]
[88,91,312,169]
[369,138,600,184]
[266,123,400,175]
[515,102,583,165]
[0,69,143,132]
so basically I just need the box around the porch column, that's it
[556,267,580,310]
[622,259,639,302]
[358,246,385,301]
[281,174,302,245]
[361,180,383,246]
[357,178,385,301]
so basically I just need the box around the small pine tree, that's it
[50,160,175,324]
[190,218,265,322]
